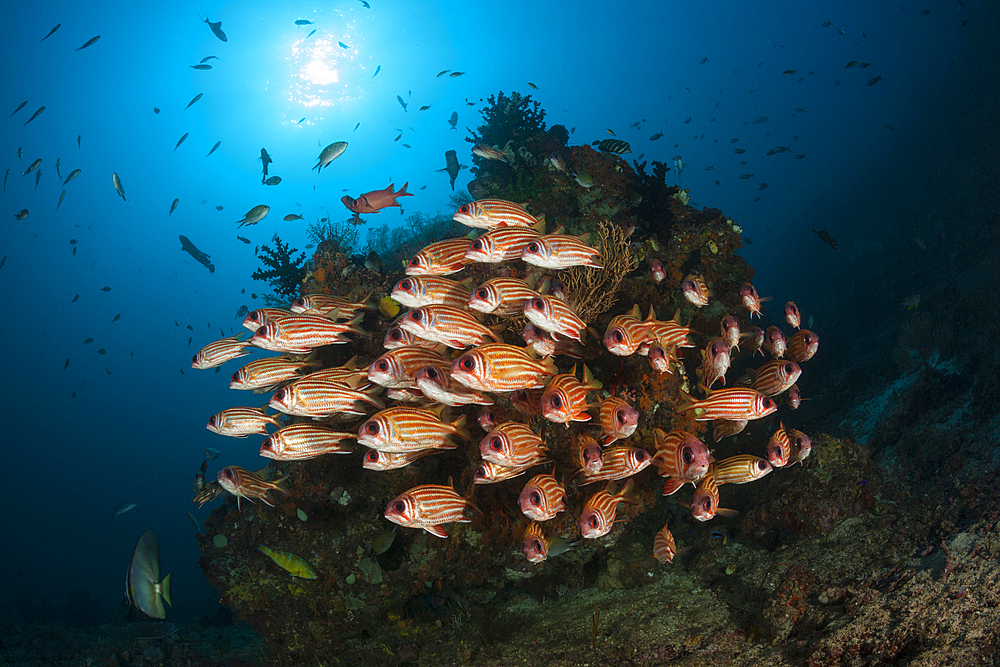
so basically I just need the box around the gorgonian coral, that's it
[252,237,306,299]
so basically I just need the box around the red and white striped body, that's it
[749,360,802,397]
[384,483,476,538]
[358,407,466,453]
[399,304,500,349]
[192,336,251,369]
[739,283,763,319]
[229,357,313,391]
[599,397,639,445]
[579,479,633,539]
[290,294,372,318]
[415,366,494,406]
[217,466,289,509]
[714,455,772,485]
[259,424,354,460]
[479,421,546,467]
[469,278,539,316]
[269,377,383,418]
[787,429,812,465]
[242,308,294,332]
[577,447,652,485]
[405,238,476,276]
[540,372,598,424]
[518,473,567,521]
[764,326,786,358]
[784,301,801,329]
[699,339,731,389]
[653,429,713,495]
[250,314,363,354]
[473,459,541,484]
[465,227,541,263]
[453,198,536,230]
[521,234,603,269]
[786,330,819,363]
[681,274,711,307]
[391,276,471,309]
[509,387,544,416]
[383,324,441,350]
[367,347,449,388]
[577,435,604,475]
[362,448,441,471]
[720,316,741,351]
[207,406,280,437]
[653,521,678,563]
[679,388,777,421]
[523,295,587,342]
[450,344,556,392]
[690,469,722,522]
[603,310,652,356]
[766,427,792,468]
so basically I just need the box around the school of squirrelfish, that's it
[193,198,818,569]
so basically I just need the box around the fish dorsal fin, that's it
[629,304,641,319]
[578,232,591,245]
[531,216,546,233]
[459,277,476,289]
[551,225,565,235]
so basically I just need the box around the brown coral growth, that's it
[559,220,638,323]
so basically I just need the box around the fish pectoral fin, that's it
[424,524,449,538]
[661,478,685,496]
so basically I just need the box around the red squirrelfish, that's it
[468,278,539,316]
[363,448,441,471]
[523,295,588,342]
[653,428,713,495]
[217,466,289,509]
[786,384,802,409]
[465,226,542,263]
[739,283,764,318]
[522,521,574,563]
[786,329,819,363]
[341,182,412,214]
[650,259,666,283]
[269,377,384,418]
[415,366,494,406]
[479,421,546,467]
[242,308,294,332]
[577,446,652,485]
[721,316,741,351]
[192,336,250,369]
[699,339,731,389]
[391,276,472,309]
[367,347,449,388]
[784,301,801,329]
[383,325,440,350]
[746,326,766,356]
[290,294,373,318]
[384,480,480,538]
[518,473,567,521]
[648,345,676,374]
[787,428,812,465]
[259,424,354,460]
[522,323,584,359]
[207,406,280,437]
[681,274,711,307]
[399,304,502,349]
[405,237,477,276]
[577,434,604,475]
[473,459,539,484]
[598,397,639,445]
[509,387,544,416]
[450,343,556,392]
[603,307,653,356]
[653,520,679,564]
[713,418,748,441]
[229,357,314,391]
[749,360,802,396]
[453,198,536,230]
[764,326,786,358]
[689,468,737,522]
[540,366,602,424]
[250,314,364,353]
[521,233,603,269]
[579,479,635,539]
[358,408,468,452]
[678,388,777,421]
[471,144,514,163]
[766,425,791,468]
[477,406,499,431]
[713,455,772,485]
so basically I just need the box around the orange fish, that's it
[217,466,289,510]
[341,182,413,214]
[653,429,713,495]
[688,467,737,522]
[206,406,280,437]
[678,387,777,421]
[598,396,639,445]
[766,426,791,468]
[242,307,294,332]
[784,301,801,329]
[473,459,539,484]
[453,198,535,229]
[523,295,588,342]
[398,304,502,349]
[450,343,556,392]
[363,448,442,471]
[465,225,543,263]
[414,366,494,407]
[521,233,603,269]
[479,421,546,467]
[250,314,365,354]
[579,479,635,539]
[192,336,250,369]
[391,276,472,309]
[269,376,384,418]
[406,237,476,276]
[518,473,567,521]
[468,277,539,316]
[290,294,374,318]
[540,366,601,424]
[229,357,315,391]
[786,330,819,363]
[358,407,468,453]
[681,274,711,307]
[749,360,801,396]
[259,424,355,460]
[764,326,786,358]
[713,455,772,485]
[739,283,764,318]
[384,479,480,538]
[367,346,449,388]
[577,446,652,485]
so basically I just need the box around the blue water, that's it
[1,0,979,624]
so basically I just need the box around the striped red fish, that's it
[746,326,765,356]
[681,274,712,307]
[643,310,696,351]
[269,377,384,418]
[518,473,567,521]
[290,294,373,318]
[468,277,539,316]
[786,384,802,409]
[739,283,764,318]
[477,406,499,431]
[647,344,676,374]
[358,408,468,453]
[787,428,812,465]
[229,357,314,391]
[650,259,666,283]
[415,366,494,406]
[523,295,588,341]
[540,366,601,424]
[250,314,364,354]
[689,468,737,522]
[363,448,442,471]
[193,481,224,509]
[577,446,651,485]
[207,406,280,437]
[721,316,741,351]
[784,301,801,329]
[217,466,289,509]
[713,418,748,441]
[599,396,639,445]
[577,434,604,475]
[479,421,546,467]
[391,276,472,308]
[367,346,449,388]
[698,339,731,389]
[383,324,441,350]
[384,481,480,538]
[764,326,786,358]
[653,429,713,496]
[471,144,514,163]
[786,329,819,363]
[465,226,541,263]
[192,336,251,369]
[341,181,412,214]
[522,521,574,563]
[399,304,502,349]
[405,238,476,276]
[713,455,772,485]
[579,479,634,539]
[242,308,294,332]
[603,307,653,356]
[749,360,802,396]
[472,459,541,484]
[678,388,777,421]
[453,199,537,230]
[522,323,584,358]
[450,343,556,392]
[306,362,368,386]
[521,233,603,269]
[653,520,679,563]
[259,424,355,460]
[766,426,791,468]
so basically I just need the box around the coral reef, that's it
[251,237,307,300]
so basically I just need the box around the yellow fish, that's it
[257,544,317,579]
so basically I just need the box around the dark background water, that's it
[1,0,991,625]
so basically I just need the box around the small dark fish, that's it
[295,19,314,25]
[77,135,81,148]
[0,256,5,269]
[338,41,349,49]
[10,101,27,117]
[813,229,838,250]
[649,131,663,141]
[24,107,45,126]
[739,173,755,179]
[190,64,212,70]
[683,116,692,124]
[759,183,768,191]
[64,359,70,370]
[437,69,451,77]
[75,36,100,51]
[72,294,80,302]
[179,235,215,273]
[394,133,402,141]
[752,116,768,125]
[299,117,307,124]
[14,209,28,220]
[41,24,61,42]
[185,93,203,110]
[372,65,381,78]
[402,144,411,148]
[170,198,179,215]
[174,133,189,151]
[206,141,222,157]
[858,62,872,69]
[594,139,631,154]
[866,74,883,86]
[113,314,121,322]
[921,9,930,15]
[733,148,745,154]
[743,236,753,245]
[754,196,762,202]
[783,69,797,76]
[186,324,194,331]
[450,71,466,77]
[216,206,224,211]
[844,61,857,69]
[307,30,316,38]
[35,170,42,189]
[419,105,432,111]
[822,20,832,27]
[419,185,427,190]
[201,14,228,42]
[260,148,272,179]
[442,149,460,191]
[448,111,458,130]
[883,125,898,131]
[70,239,78,245]
[354,122,360,131]
[397,95,407,112]
[305,243,315,249]
[187,337,192,347]
[360,0,370,7]
[153,107,160,114]
[237,236,251,244]
[201,56,219,63]
[264,176,282,185]
[101,286,111,292]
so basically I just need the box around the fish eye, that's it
[459,205,470,213]
[764,398,776,410]
[365,422,380,435]
[617,410,627,424]
[529,538,543,551]
[527,242,539,253]
[531,491,541,505]
[408,257,420,266]
[682,446,694,464]
[425,367,439,379]
[471,240,482,250]
[366,451,379,462]
[475,465,487,478]
[589,516,599,528]
[551,395,562,408]
[477,288,488,299]
[784,363,794,373]
[533,298,544,309]
[702,497,713,511]
[409,310,423,321]
[255,325,266,335]
[274,389,285,400]
[756,460,768,472]
[191,354,199,364]
[399,280,411,290]
[613,330,624,343]
[392,500,406,513]
[224,469,234,479]
[483,409,495,420]
[293,298,304,307]
[230,371,240,383]
[376,360,389,371]
[461,357,475,370]
[634,450,648,462]
[490,436,504,451]
[208,416,216,426]
[388,329,402,341]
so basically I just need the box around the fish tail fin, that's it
[270,475,292,497]
[344,313,366,336]
[676,389,697,413]
[582,364,602,390]
[160,572,173,607]
[398,181,412,196]
[450,413,471,441]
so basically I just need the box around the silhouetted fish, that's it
[200,13,228,42]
